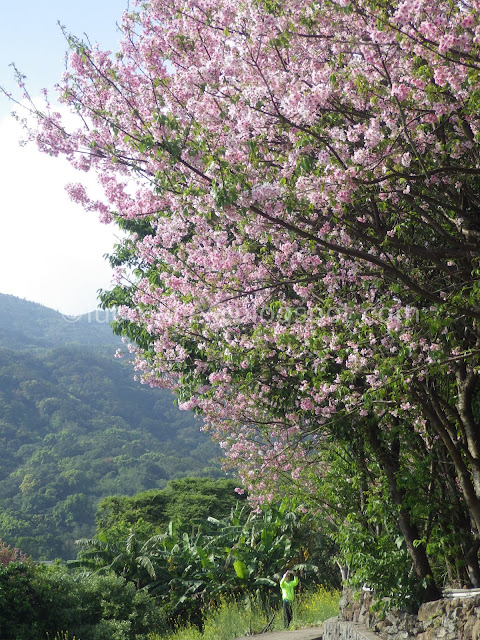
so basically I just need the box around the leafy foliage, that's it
[95,478,245,532]
[0,562,164,640]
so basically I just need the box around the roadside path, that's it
[234,625,323,640]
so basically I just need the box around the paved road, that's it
[234,626,323,640]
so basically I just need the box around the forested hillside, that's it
[0,294,120,351]
[0,294,223,560]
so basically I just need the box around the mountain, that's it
[0,294,223,560]
[0,294,122,351]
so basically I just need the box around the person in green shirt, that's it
[280,570,299,628]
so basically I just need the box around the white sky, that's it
[0,1,130,315]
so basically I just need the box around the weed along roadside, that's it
[151,588,340,640]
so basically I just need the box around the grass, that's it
[291,586,341,629]
[150,586,340,640]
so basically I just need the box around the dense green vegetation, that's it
[0,561,163,640]
[0,560,339,640]
[95,478,248,531]
[0,495,340,640]
[0,295,223,559]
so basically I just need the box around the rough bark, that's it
[365,423,442,602]
[414,384,480,538]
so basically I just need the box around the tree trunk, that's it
[456,366,480,496]
[416,388,480,537]
[463,539,480,588]
[366,423,442,602]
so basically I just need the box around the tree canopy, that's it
[95,477,246,532]
[17,0,480,606]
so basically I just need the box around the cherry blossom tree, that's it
[14,0,480,601]
[0,539,26,567]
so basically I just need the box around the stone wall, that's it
[322,617,383,640]
[333,588,480,640]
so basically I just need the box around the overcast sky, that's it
[0,1,130,315]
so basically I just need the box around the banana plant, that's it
[73,527,163,588]
[71,500,324,628]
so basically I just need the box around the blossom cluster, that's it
[26,0,480,515]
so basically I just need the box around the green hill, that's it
[0,294,223,560]
[0,294,122,351]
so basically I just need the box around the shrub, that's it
[0,562,41,640]
[0,563,165,640]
